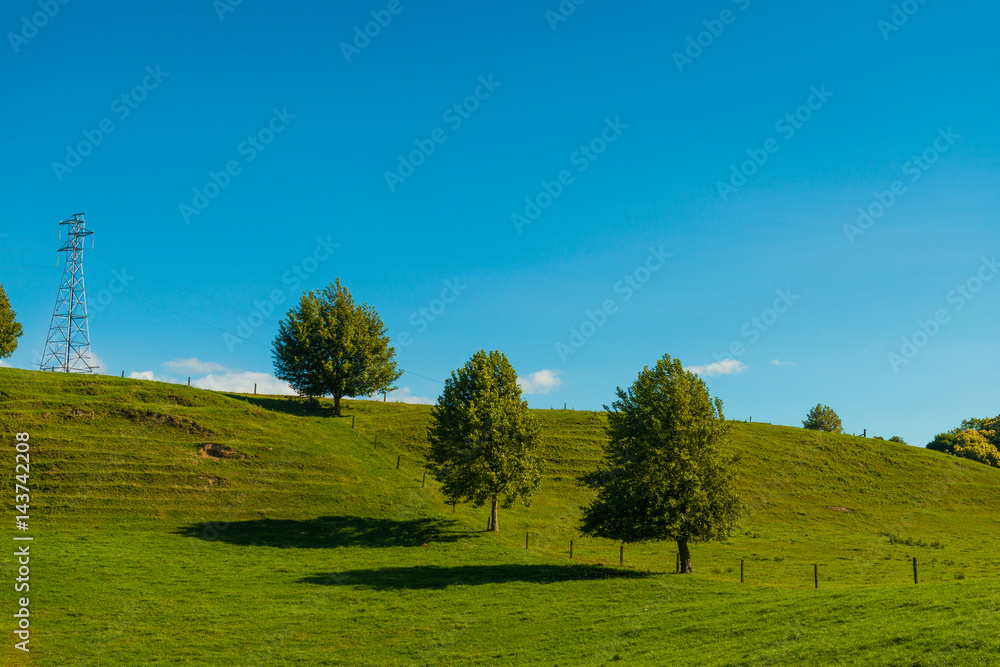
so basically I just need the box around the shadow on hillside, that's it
[224,394,345,419]
[297,564,653,590]
[175,515,472,549]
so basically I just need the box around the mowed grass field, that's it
[2,367,1000,665]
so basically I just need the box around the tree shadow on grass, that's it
[224,394,343,419]
[297,564,654,590]
[175,515,472,549]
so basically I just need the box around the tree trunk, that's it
[677,538,693,573]
[490,496,499,532]
[333,394,341,417]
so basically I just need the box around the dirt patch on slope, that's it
[199,443,248,460]
[115,407,211,435]
[826,506,855,513]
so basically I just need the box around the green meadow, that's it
[2,367,999,665]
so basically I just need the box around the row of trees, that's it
[426,350,743,573]
[271,281,745,572]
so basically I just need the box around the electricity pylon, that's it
[39,213,97,373]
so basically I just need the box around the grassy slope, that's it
[1,367,999,666]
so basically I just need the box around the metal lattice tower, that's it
[39,213,97,373]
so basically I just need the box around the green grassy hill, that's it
[2,367,999,665]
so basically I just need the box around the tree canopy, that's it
[0,284,23,360]
[427,349,542,532]
[580,354,742,573]
[272,279,401,416]
[802,404,843,433]
[927,415,1000,468]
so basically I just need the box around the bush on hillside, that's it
[802,404,843,433]
[927,424,1000,468]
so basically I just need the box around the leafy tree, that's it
[888,436,907,445]
[927,415,1000,468]
[580,354,743,574]
[272,279,401,416]
[0,284,23,360]
[427,350,542,532]
[802,404,843,433]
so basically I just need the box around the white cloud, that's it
[163,358,228,374]
[517,369,563,395]
[382,386,434,405]
[771,359,795,367]
[129,370,174,382]
[686,359,747,377]
[192,371,294,395]
[0,359,10,368]
[88,350,107,374]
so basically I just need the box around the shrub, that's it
[803,404,843,433]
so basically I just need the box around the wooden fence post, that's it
[374,435,378,449]
[814,564,818,589]
[351,415,355,429]
[741,559,744,584]
[913,557,918,584]
[396,455,401,470]
[620,544,624,567]
[526,532,529,550]
[570,540,573,559]
[421,471,426,487]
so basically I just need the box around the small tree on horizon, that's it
[580,354,743,574]
[802,404,843,433]
[0,284,23,360]
[427,350,542,532]
[272,279,401,416]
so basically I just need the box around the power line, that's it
[77,258,444,385]
[114,291,260,346]
[111,292,443,385]
[402,369,445,384]
[89,249,255,318]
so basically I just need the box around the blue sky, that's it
[2,0,998,447]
